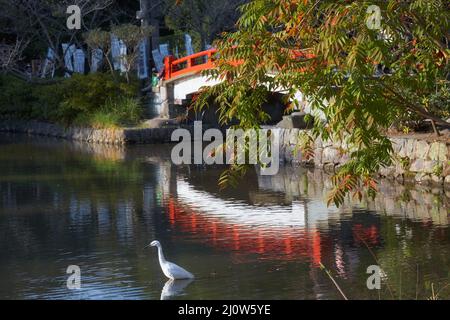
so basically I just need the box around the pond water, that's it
[0,134,449,300]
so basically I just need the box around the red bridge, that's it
[158,48,314,118]
[162,48,315,81]
[163,48,217,81]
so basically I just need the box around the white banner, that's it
[185,34,194,56]
[111,34,121,71]
[73,49,85,74]
[41,47,56,78]
[91,48,103,73]
[152,49,164,73]
[119,41,127,73]
[111,34,127,73]
[159,43,169,58]
[137,40,149,79]
[62,43,76,77]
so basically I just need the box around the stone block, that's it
[431,175,444,184]
[445,175,450,185]
[289,129,300,145]
[379,166,395,177]
[413,140,430,160]
[415,172,431,184]
[322,147,341,164]
[314,148,323,168]
[429,142,447,161]
[410,159,437,174]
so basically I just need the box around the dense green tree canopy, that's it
[165,0,246,50]
[195,0,449,206]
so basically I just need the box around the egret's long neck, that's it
[157,245,167,264]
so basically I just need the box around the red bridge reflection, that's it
[167,198,324,265]
[160,176,380,269]
[164,201,381,272]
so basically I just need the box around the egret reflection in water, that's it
[160,279,194,300]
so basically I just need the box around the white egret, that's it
[146,240,194,280]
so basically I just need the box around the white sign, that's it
[73,49,85,74]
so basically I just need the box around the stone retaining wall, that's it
[276,128,449,187]
[0,120,180,145]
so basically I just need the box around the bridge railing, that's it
[163,48,217,81]
[162,48,316,81]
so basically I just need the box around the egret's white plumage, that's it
[147,240,194,280]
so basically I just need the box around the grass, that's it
[73,97,143,129]
[89,112,121,129]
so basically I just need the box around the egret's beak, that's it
[144,243,152,249]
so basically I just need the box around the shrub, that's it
[57,72,139,124]
[0,74,34,118]
[0,72,143,128]
[30,81,66,122]
[428,81,450,121]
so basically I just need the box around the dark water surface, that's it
[0,134,449,300]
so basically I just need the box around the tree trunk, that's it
[148,0,160,51]
[200,30,211,51]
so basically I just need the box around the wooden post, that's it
[164,55,174,80]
